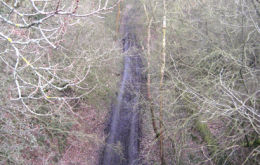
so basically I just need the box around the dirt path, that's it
[100,3,144,165]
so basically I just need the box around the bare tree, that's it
[0,0,121,163]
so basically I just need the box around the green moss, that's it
[37,135,46,146]
[195,119,218,155]
[255,138,260,145]
[243,138,260,147]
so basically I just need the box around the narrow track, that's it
[100,3,144,165]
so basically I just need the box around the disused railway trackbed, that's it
[100,4,144,165]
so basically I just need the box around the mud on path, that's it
[100,2,145,165]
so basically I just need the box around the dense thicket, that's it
[141,0,260,164]
[0,0,121,164]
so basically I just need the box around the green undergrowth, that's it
[194,119,218,155]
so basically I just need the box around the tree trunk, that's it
[146,17,159,138]
[159,1,166,164]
